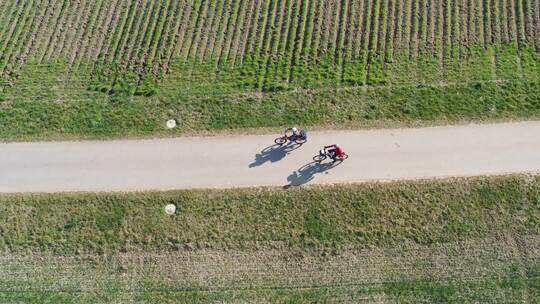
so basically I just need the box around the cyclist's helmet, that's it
[291,127,298,133]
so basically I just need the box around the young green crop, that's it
[0,0,539,139]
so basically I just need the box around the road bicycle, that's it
[274,128,307,145]
[313,148,349,162]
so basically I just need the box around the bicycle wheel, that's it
[313,154,326,162]
[340,153,349,160]
[274,137,287,145]
[295,137,307,144]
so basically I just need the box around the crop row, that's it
[0,0,538,90]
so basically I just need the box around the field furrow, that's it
[87,0,119,62]
[273,0,291,82]
[24,0,50,63]
[500,0,510,42]
[104,0,132,64]
[491,0,501,43]
[59,0,91,61]
[515,0,527,45]
[149,0,175,72]
[240,0,261,63]
[391,0,402,57]
[302,0,317,59]
[70,0,106,71]
[0,0,17,33]
[141,0,166,66]
[284,0,302,83]
[419,0,429,51]
[126,0,154,66]
[310,0,325,58]
[349,0,363,58]
[428,0,439,50]
[366,0,382,84]
[436,0,445,64]
[0,0,27,64]
[202,0,224,59]
[211,0,234,60]
[327,0,341,59]
[160,0,186,72]
[459,0,469,45]
[360,0,373,58]
[377,0,389,57]
[230,0,251,65]
[113,0,140,64]
[102,1,128,63]
[384,0,396,60]
[253,0,271,57]
[366,0,384,59]
[258,0,279,87]
[3,0,45,72]
[465,0,476,42]
[19,0,53,64]
[50,0,80,60]
[409,0,420,58]
[440,0,451,60]
[256,0,279,90]
[0,0,36,76]
[64,0,96,69]
[335,0,349,82]
[534,0,540,46]
[452,0,461,56]
[244,0,264,57]
[119,0,148,64]
[342,0,358,64]
[523,0,535,42]
[317,0,333,56]
[185,0,209,60]
[295,0,314,60]
[173,0,195,60]
[483,0,492,44]
[507,0,519,43]
[474,0,484,45]
[277,0,293,56]
[232,0,255,65]
[190,0,213,60]
[221,0,243,64]
[401,0,412,56]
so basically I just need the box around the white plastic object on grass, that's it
[165,204,177,215]
[166,119,177,129]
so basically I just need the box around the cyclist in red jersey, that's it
[324,144,344,160]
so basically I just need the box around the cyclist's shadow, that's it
[249,142,301,168]
[284,160,342,188]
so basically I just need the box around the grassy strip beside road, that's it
[0,175,538,254]
[1,74,539,141]
[0,175,539,303]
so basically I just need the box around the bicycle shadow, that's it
[284,160,343,188]
[249,142,301,168]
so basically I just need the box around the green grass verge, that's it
[0,44,539,141]
[0,175,538,254]
[1,73,539,141]
[0,175,539,303]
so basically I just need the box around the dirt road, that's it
[1,121,540,192]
